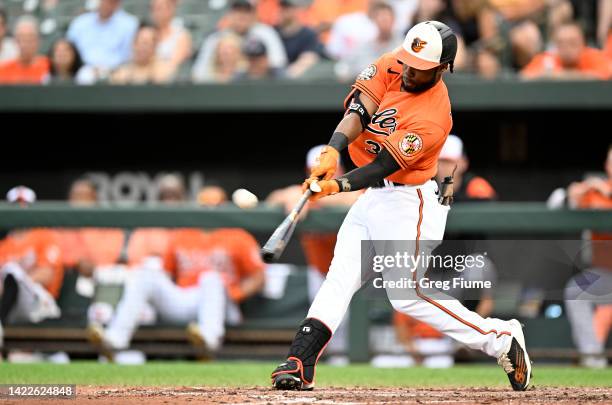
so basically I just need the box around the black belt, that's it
[371,179,407,188]
[371,178,436,188]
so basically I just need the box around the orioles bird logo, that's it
[411,37,427,53]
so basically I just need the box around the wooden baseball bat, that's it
[261,182,320,263]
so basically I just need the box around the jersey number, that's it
[365,140,382,155]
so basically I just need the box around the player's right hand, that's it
[309,146,339,181]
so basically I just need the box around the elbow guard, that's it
[346,91,371,131]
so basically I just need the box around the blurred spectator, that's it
[0,9,18,63]
[234,38,284,80]
[276,0,324,78]
[306,0,369,43]
[150,0,192,73]
[67,0,138,78]
[197,185,228,207]
[337,2,402,79]
[478,0,574,71]
[0,16,49,84]
[598,0,612,47]
[564,144,612,368]
[192,0,287,83]
[88,227,265,360]
[0,187,62,353]
[411,0,467,70]
[256,0,312,27]
[200,33,246,83]
[436,135,496,201]
[156,173,187,202]
[44,39,96,85]
[110,25,174,85]
[326,0,380,60]
[521,22,611,80]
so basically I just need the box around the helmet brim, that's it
[393,46,441,71]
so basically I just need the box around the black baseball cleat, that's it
[271,357,314,391]
[497,319,532,391]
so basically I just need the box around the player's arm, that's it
[230,271,265,302]
[309,91,379,181]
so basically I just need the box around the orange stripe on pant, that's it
[413,189,511,339]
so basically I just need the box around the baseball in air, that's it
[232,188,259,209]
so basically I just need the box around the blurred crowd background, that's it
[0,0,611,85]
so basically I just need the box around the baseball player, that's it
[271,21,531,391]
[0,187,63,352]
[88,227,265,359]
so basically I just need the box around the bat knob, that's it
[309,181,322,193]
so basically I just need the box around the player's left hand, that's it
[302,178,339,201]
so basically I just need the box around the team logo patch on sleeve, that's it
[399,133,423,157]
[356,64,377,81]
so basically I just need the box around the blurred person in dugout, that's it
[88,227,266,361]
[521,22,611,80]
[0,8,18,63]
[197,185,229,207]
[192,0,287,82]
[149,0,193,76]
[0,187,63,355]
[110,24,175,84]
[57,176,182,326]
[564,144,612,368]
[0,16,49,84]
[266,145,361,363]
[87,174,265,360]
[67,0,138,81]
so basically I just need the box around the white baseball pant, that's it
[1,262,61,323]
[104,267,226,351]
[308,180,512,358]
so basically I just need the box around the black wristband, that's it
[335,178,351,193]
[328,131,349,151]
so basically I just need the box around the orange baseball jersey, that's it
[0,229,63,298]
[127,228,173,266]
[346,52,453,185]
[163,228,264,301]
[57,228,126,268]
[300,233,337,275]
[577,184,612,270]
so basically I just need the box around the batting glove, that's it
[309,146,339,181]
[303,178,340,201]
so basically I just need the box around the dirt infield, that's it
[6,386,612,404]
